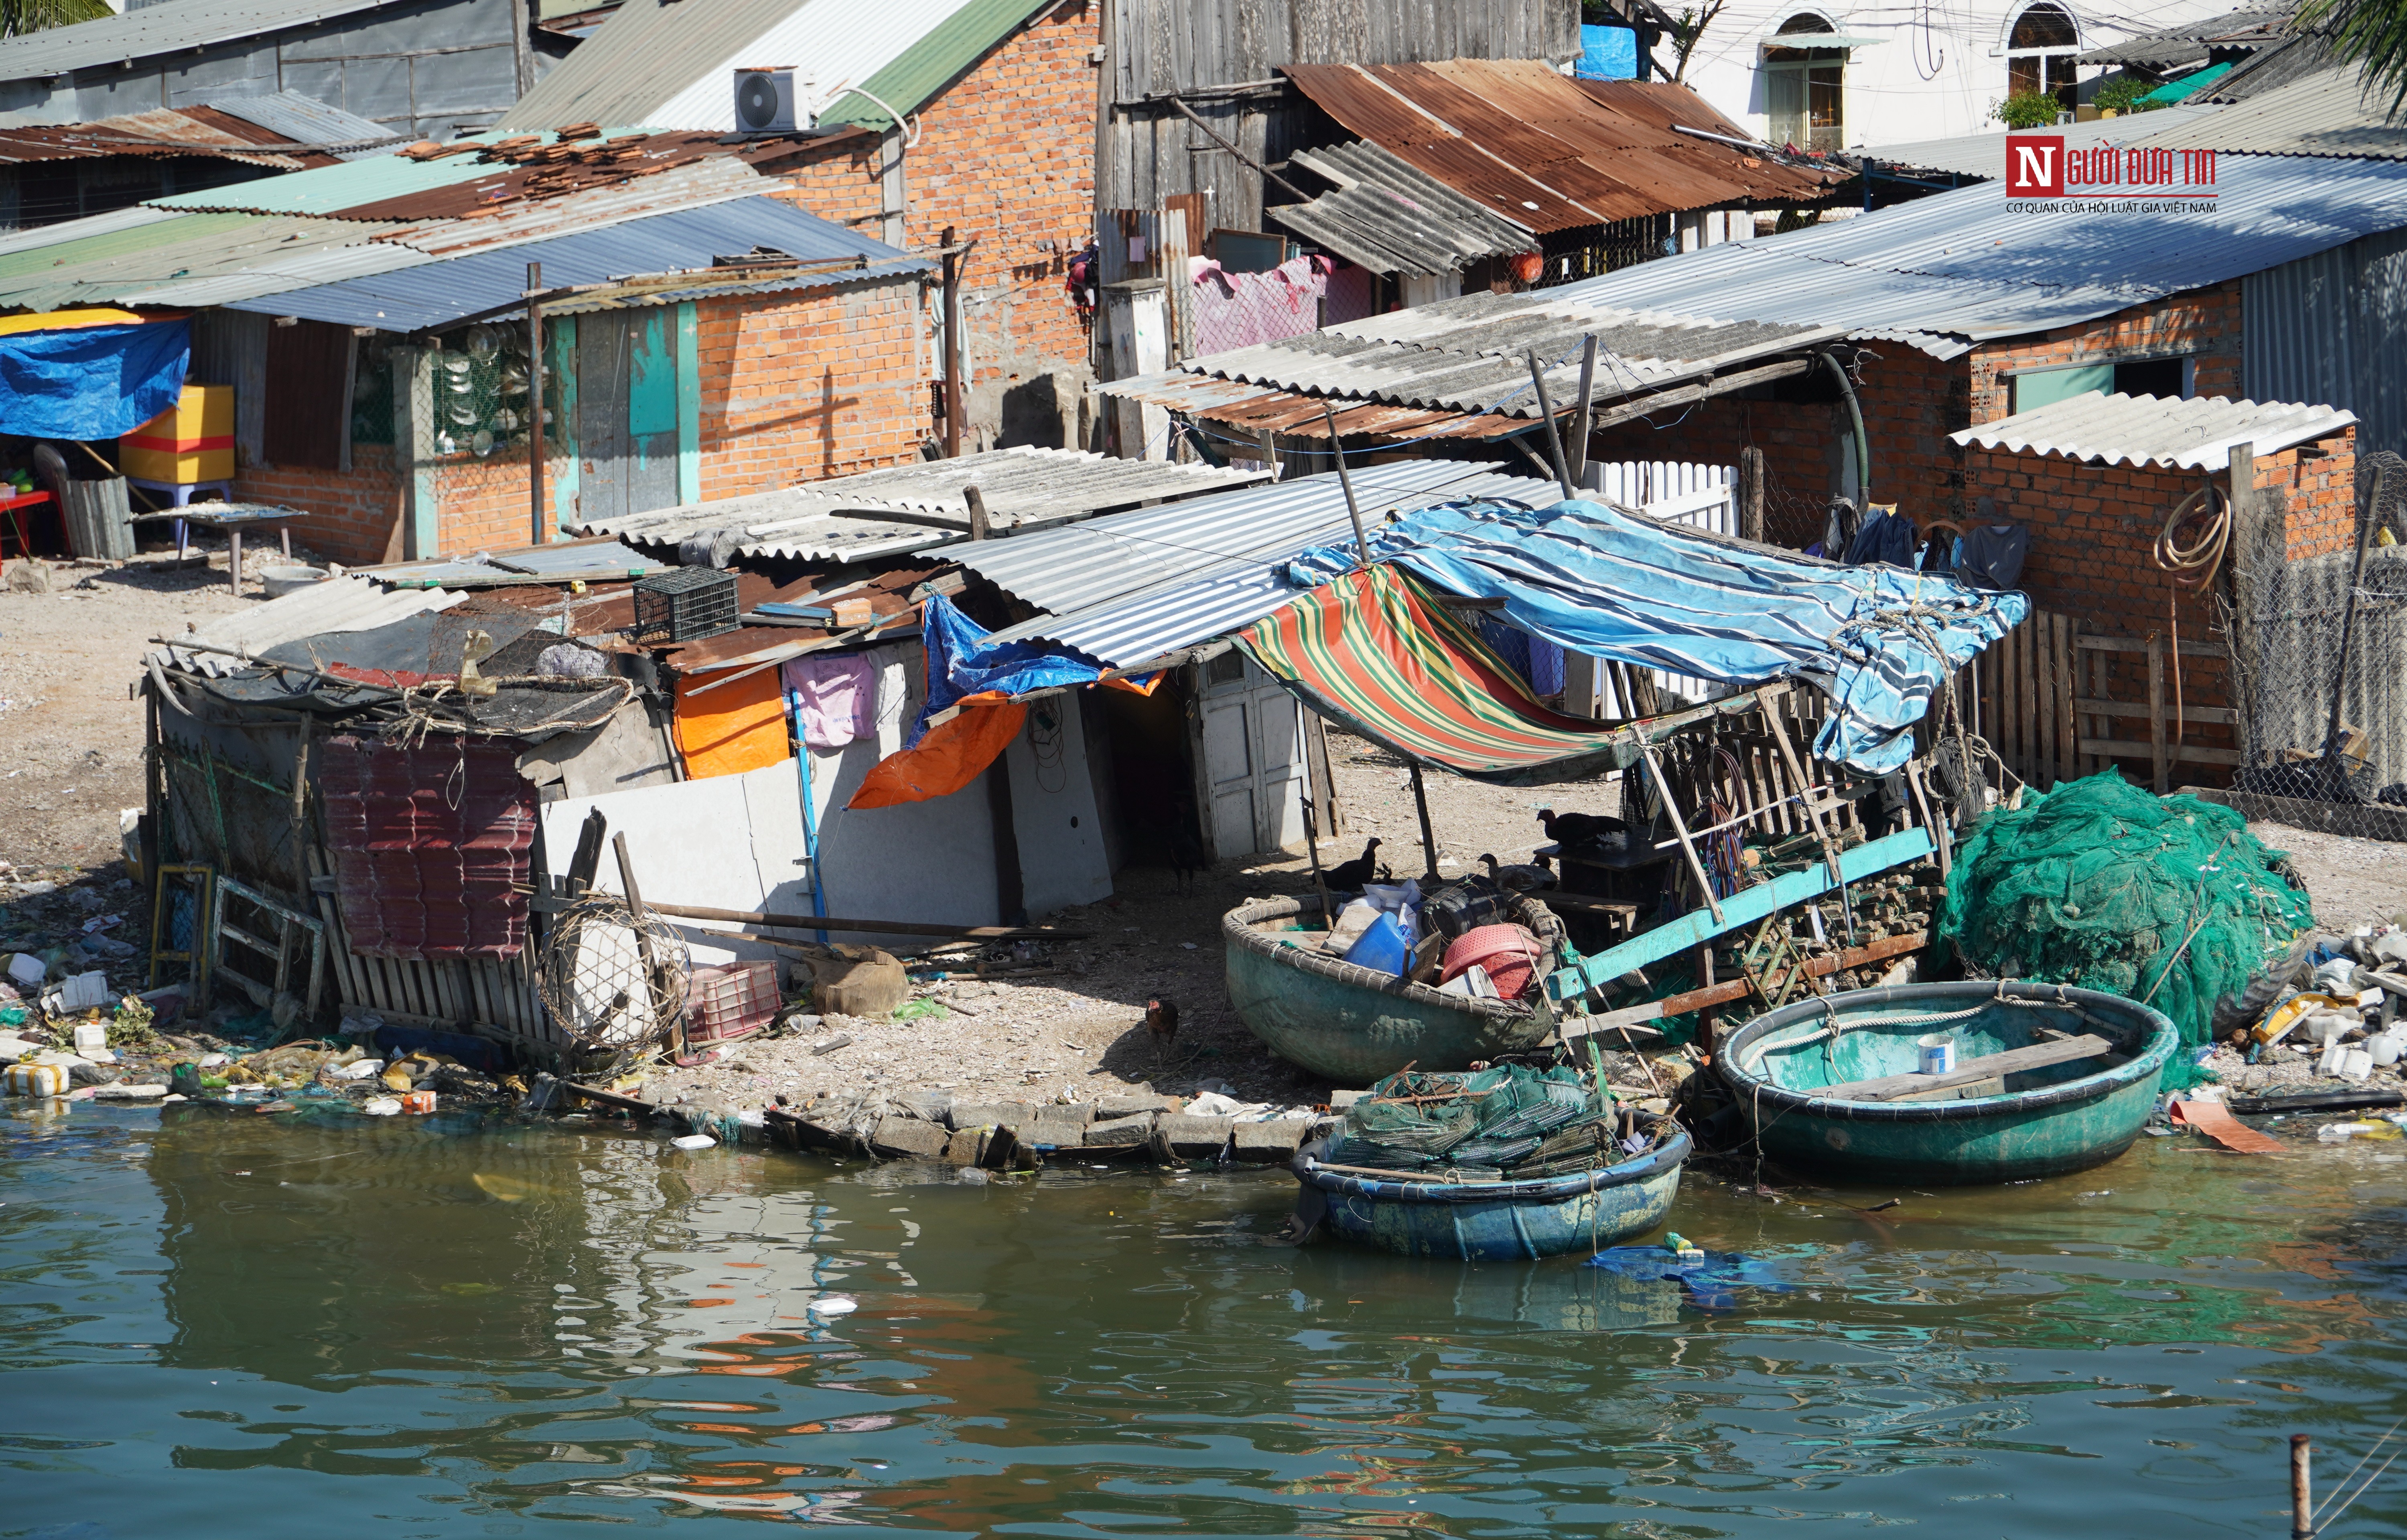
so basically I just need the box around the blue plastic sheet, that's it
[0,319,190,440]
[1285,498,2027,774]
[1583,1246,1793,1311]
[907,592,1110,748]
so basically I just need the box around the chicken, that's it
[1536,808,1625,848]
[1167,816,1207,896]
[1478,853,1556,892]
[1323,837,1383,891]
[1145,995,1179,1049]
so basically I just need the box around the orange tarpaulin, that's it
[673,668,792,780]
[846,700,1025,809]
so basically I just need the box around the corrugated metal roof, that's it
[2136,65,2407,159]
[146,133,538,216]
[222,195,925,330]
[2076,2,2293,67]
[1270,139,1537,276]
[974,461,1558,666]
[495,0,990,134]
[0,0,390,84]
[1950,389,2356,469]
[0,203,174,259]
[1280,63,1841,235]
[0,209,415,314]
[578,446,1270,560]
[815,0,1049,130]
[1104,290,1843,430]
[205,91,401,160]
[151,573,466,677]
[1864,101,2227,180]
[0,103,327,168]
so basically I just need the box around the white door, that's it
[1197,652,1313,859]
[1202,691,1256,859]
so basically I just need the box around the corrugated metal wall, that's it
[1099,0,1577,230]
[2245,226,2407,460]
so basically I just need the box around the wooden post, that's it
[1525,348,1575,500]
[2226,440,2260,764]
[1567,334,1599,488]
[941,225,962,459]
[964,483,990,540]
[2148,631,2168,794]
[527,261,546,545]
[1639,741,1723,924]
[611,831,682,1058]
[1691,938,1717,1051]
[1407,762,1440,881]
[1737,445,1765,542]
[1256,427,1279,481]
[2290,1434,2312,1540]
[1321,402,1372,566]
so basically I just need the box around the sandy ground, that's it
[0,550,251,879]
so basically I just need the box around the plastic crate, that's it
[685,959,779,1044]
[633,567,739,642]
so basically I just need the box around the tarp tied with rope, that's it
[1285,499,2027,773]
[1236,564,1638,785]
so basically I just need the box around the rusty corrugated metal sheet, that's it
[1281,62,1841,233]
[0,104,328,168]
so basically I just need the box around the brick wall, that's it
[234,446,406,567]
[768,0,1098,451]
[1968,282,2243,426]
[696,280,926,498]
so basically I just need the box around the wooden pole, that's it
[2148,630,2168,794]
[2291,1434,2313,1540]
[1321,401,1372,566]
[527,261,546,545]
[1407,762,1440,881]
[964,482,990,540]
[611,832,683,1058]
[1525,348,1575,500]
[1567,334,1599,488]
[1257,426,1279,481]
[1738,445,1765,542]
[1640,742,1723,924]
[941,225,962,458]
[1300,793,1337,929]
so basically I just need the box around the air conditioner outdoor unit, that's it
[733,67,802,133]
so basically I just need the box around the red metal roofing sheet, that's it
[319,734,536,960]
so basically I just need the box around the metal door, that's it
[577,310,678,522]
[1197,652,1310,859]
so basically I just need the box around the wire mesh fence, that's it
[2218,448,2407,839]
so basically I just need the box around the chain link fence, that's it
[2221,448,2407,838]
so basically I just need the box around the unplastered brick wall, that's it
[1961,426,2356,644]
[768,0,1098,450]
[436,444,566,555]
[696,280,926,497]
[233,446,406,565]
[1968,282,2243,423]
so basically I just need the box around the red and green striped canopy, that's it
[1238,564,1634,785]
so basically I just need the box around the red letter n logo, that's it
[2007,135,2065,196]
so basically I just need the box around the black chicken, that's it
[1536,808,1625,848]
[1167,812,1206,896]
[1323,837,1383,891]
[1145,995,1179,1047]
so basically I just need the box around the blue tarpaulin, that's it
[907,592,1112,747]
[1285,498,2027,774]
[0,319,189,440]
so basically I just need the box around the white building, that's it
[1677,0,2246,151]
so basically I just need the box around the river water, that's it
[5,1099,2405,1537]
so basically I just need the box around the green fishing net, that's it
[1333,1064,1609,1173]
[1938,773,2315,1072]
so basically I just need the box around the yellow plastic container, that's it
[121,383,235,483]
[4,1062,70,1096]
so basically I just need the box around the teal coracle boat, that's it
[1290,1126,1692,1260]
[1716,981,2180,1185]
[1223,893,1563,1085]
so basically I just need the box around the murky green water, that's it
[6,1100,2406,1537]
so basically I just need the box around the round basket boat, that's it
[1716,979,2180,1185]
[1224,892,1563,1085]
[1291,1124,1693,1261]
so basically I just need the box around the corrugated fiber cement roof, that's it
[1952,389,2357,469]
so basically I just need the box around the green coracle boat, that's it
[1223,892,1563,1085]
[1715,980,2180,1185]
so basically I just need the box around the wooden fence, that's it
[1970,608,2239,794]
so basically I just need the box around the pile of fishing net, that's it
[1327,1064,1632,1177]
[1939,773,2314,1064]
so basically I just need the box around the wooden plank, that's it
[1560,930,1930,1040]
[2055,612,2078,788]
[1546,828,1935,1001]
[2019,616,2039,786]
[1817,1033,2113,1103]
[2076,634,2224,657]
[2080,738,2244,765]
[1889,1074,2007,1103]
[2148,632,2168,794]
[2076,698,2239,725]
[2034,614,2057,788]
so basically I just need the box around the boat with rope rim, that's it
[1714,979,2179,1185]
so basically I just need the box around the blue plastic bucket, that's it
[1342,911,1411,977]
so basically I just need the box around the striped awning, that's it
[1237,564,1634,785]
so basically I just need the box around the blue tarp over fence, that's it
[0,319,189,440]
[1286,498,2027,773]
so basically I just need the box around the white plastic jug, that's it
[2371,1028,2406,1068]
